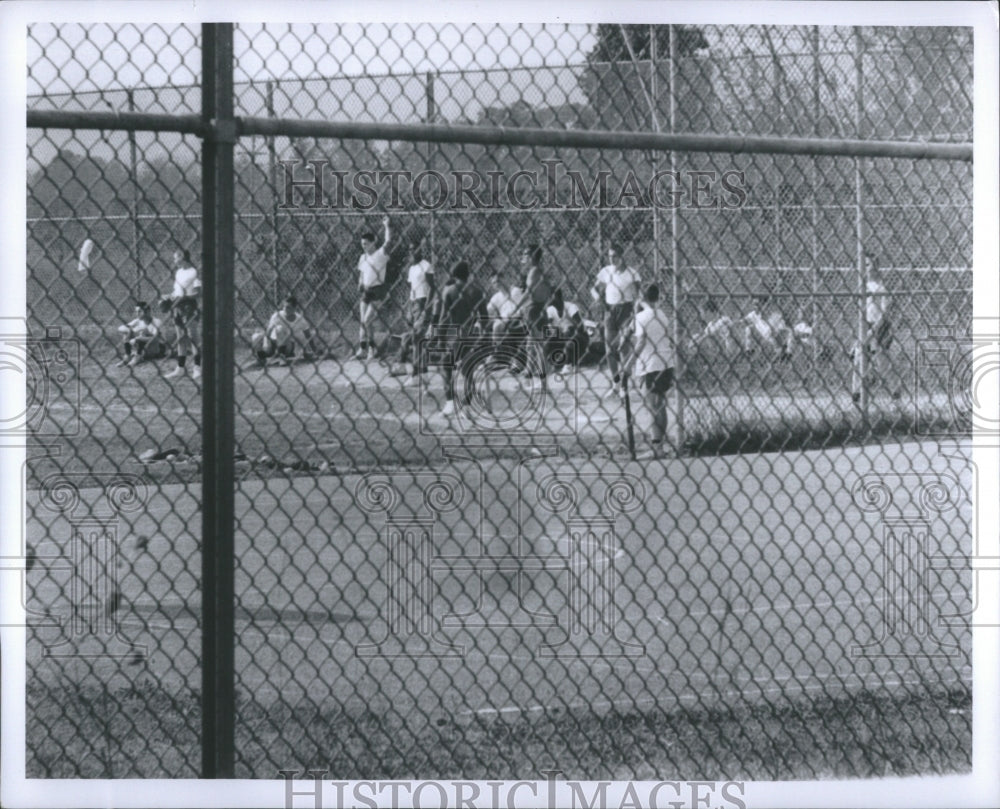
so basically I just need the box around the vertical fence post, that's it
[426,71,437,262]
[855,27,868,423]
[266,80,278,307]
[127,89,140,297]
[811,26,820,382]
[201,22,236,779]
[596,208,604,269]
[650,26,660,287]
[668,24,684,451]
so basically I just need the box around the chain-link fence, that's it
[24,23,974,781]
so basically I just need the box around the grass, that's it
[27,677,971,780]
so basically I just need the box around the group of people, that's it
[366,226,675,455]
[684,252,898,402]
[117,247,323,378]
[115,248,203,380]
[114,224,896,455]
[688,297,814,360]
[384,239,598,418]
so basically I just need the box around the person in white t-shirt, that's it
[355,215,391,361]
[544,288,588,375]
[116,301,165,367]
[391,240,436,383]
[251,295,318,367]
[163,248,202,380]
[591,244,641,397]
[622,283,675,459]
[485,271,527,367]
[689,299,738,355]
[739,296,795,361]
[851,253,900,402]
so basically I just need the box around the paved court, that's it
[25,438,973,732]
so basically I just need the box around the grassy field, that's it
[26,438,973,779]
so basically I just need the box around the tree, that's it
[580,24,710,132]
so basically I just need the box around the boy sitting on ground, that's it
[116,301,165,366]
[251,295,319,367]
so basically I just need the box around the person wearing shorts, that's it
[392,240,435,383]
[356,215,391,361]
[591,244,641,398]
[163,248,202,380]
[486,271,526,369]
[623,283,675,459]
[433,261,488,417]
[511,243,554,378]
[851,253,900,402]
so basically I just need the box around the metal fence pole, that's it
[650,27,660,285]
[266,80,278,307]
[811,27,820,382]
[855,27,869,423]
[127,89,140,297]
[425,71,436,266]
[201,21,236,780]
[669,24,684,450]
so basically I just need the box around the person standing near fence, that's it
[511,243,555,378]
[851,253,900,403]
[355,215,391,361]
[392,240,435,384]
[591,244,642,399]
[622,283,675,459]
[433,261,489,418]
[163,248,202,381]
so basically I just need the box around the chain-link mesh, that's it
[25,23,203,778]
[25,23,974,780]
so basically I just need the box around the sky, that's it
[26,23,599,97]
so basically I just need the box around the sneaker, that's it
[164,366,185,379]
[560,364,573,376]
[441,400,456,417]
[128,354,140,367]
[402,374,420,386]
[115,357,129,367]
[389,364,409,377]
[366,347,377,361]
[353,347,365,360]
[191,364,202,380]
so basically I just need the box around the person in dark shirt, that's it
[433,260,488,417]
[511,242,554,378]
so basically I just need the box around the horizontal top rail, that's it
[27,108,973,162]
[27,109,205,135]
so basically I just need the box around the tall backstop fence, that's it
[24,23,974,780]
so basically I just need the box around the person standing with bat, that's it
[622,283,675,459]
